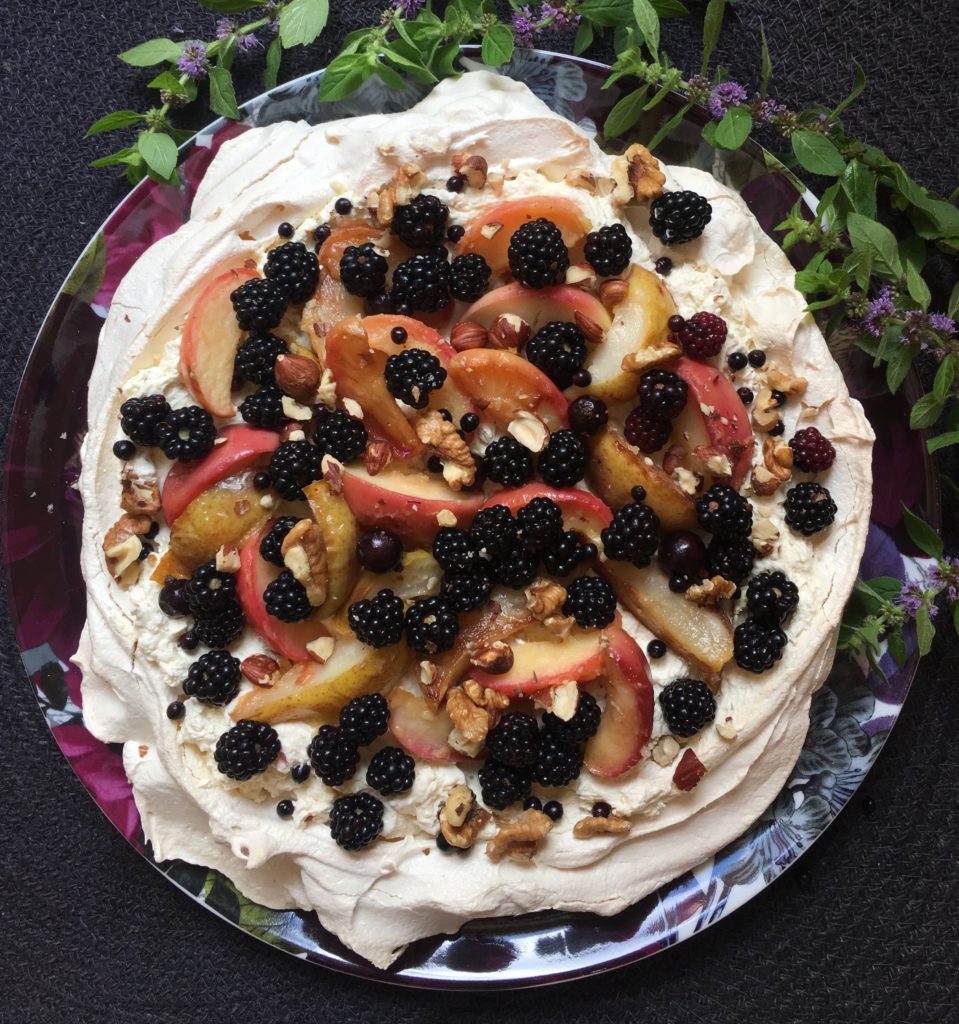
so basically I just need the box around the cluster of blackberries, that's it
[692,484,756,589]
[732,569,799,673]
[624,368,688,454]
[229,243,320,331]
[484,429,587,489]
[161,560,246,650]
[119,394,217,463]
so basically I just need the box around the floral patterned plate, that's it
[2,48,937,989]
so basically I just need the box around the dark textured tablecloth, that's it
[2,3,958,1021]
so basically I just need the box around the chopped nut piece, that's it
[306,636,336,664]
[282,395,313,421]
[103,513,152,584]
[241,654,280,687]
[274,353,321,402]
[280,519,329,607]
[564,168,599,194]
[120,469,161,514]
[525,578,567,620]
[447,727,485,758]
[462,680,510,711]
[341,397,363,420]
[614,143,666,203]
[440,788,490,849]
[479,222,502,240]
[752,388,781,432]
[752,437,793,495]
[436,509,458,528]
[489,313,530,350]
[549,679,580,721]
[485,809,553,863]
[704,452,733,477]
[469,641,514,675]
[599,279,628,310]
[543,613,575,639]
[215,545,241,574]
[716,718,738,740]
[621,337,682,374]
[259,494,275,509]
[750,465,781,496]
[450,320,488,351]
[452,153,488,189]
[671,466,702,496]
[662,443,686,476]
[442,784,474,828]
[684,575,737,605]
[574,310,605,344]
[364,440,392,477]
[751,517,780,556]
[446,686,492,744]
[652,735,681,767]
[418,660,438,690]
[320,454,344,494]
[565,264,597,288]
[764,367,808,396]
[507,411,549,453]
[316,367,337,409]
[416,411,476,490]
[286,429,306,443]
[673,748,707,791]
[573,813,632,838]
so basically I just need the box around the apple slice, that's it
[584,627,654,778]
[571,265,679,404]
[341,464,484,547]
[161,424,280,525]
[231,637,410,723]
[670,356,754,489]
[473,632,604,696]
[301,480,359,620]
[324,316,423,459]
[301,272,364,358]
[481,484,612,547]
[448,349,569,431]
[455,196,591,277]
[237,523,330,663]
[597,561,733,679]
[462,283,612,337]
[317,222,385,281]
[168,471,270,569]
[587,427,696,530]
[178,266,257,418]
[389,688,458,761]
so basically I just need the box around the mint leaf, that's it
[603,86,649,138]
[209,65,241,119]
[574,19,594,54]
[119,38,184,67]
[136,130,178,179]
[887,629,907,668]
[279,0,329,49]
[909,392,944,430]
[916,604,935,656]
[701,0,725,74]
[949,280,959,320]
[319,53,375,101]
[89,145,139,169]
[901,504,944,560]
[906,261,932,309]
[264,37,282,89]
[933,354,956,401]
[885,341,917,395]
[759,24,772,97]
[85,111,145,137]
[375,61,407,91]
[841,160,877,218]
[647,100,693,150]
[710,105,752,149]
[633,0,660,53]
[791,131,845,176]
[481,23,514,67]
[846,211,903,277]
[579,0,632,28]
[927,431,959,454]
[652,0,688,14]
[831,59,867,120]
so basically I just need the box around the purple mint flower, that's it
[707,81,748,120]
[512,5,537,47]
[542,2,579,26]
[177,40,211,81]
[394,0,425,17]
[754,97,787,125]
[262,1,280,35]
[895,582,925,618]
[237,31,261,53]
[215,17,236,40]
[862,284,896,337]
[929,312,957,336]
[929,559,959,603]
[686,74,711,105]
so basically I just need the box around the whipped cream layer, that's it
[75,72,873,969]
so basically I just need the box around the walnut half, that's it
[485,809,553,863]
[573,813,632,838]
[416,410,476,490]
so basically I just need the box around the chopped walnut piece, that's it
[442,784,474,828]
[673,748,707,791]
[280,519,328,607]
[621,338,683,374]
[485,809,553,863]
[103,513,152,584]
[451,153,488,189]
[469,641,514,675]
[564,168,600,194]
[543,613,575,639]
[752,388,782,432]
[446,686,492,744]
[120,469,161,514]
[764,367,808,396]
[436,509,458,528]
[440,787,491,850]
[611,143,666,204]
[573,813,632,838]
[462,679,510,711]
[684,575,737,605]
[241,654,280,687]
[752,437,793,495]
[525,578,567,620]
[416,410,476,490]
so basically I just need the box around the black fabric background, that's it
[2,3,958,1021]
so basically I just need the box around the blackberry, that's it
[789,427,836,473]
[584,223,632,276]
[432,527,480,573]
[449,253,491,302]
[235,332,287,385]
[239,384,287,429]
[672,312,728,360]
[478,760,532,810]
[184,561,237,615]
[484,436,534,487]
[307,724,359,786]
[184,650,241,706]
[392,194,449,249]
[542,690,601,744]
[734,617,787,674]
[563,575,617,629]
[366,746,415,796]
[348,588,405,648]
[194,603,244,648]
[518,496,564,551]
[533,734,582,788]
[543,530,589,577]
[156,406,217,462]
[486,713,540,768]
[440,569,494,612]
[638,368,687,419]
[315,409,368,462]
[339,243,388,298]
[231,277,288,331]
[390,253,451,312]
[491,545,538,589]
[264,570,313,623]
[339,693,390,746]
[268,440,323,500]
[329,792,384,851]
[404,596,459,655]
[259,517,299,568]
[469,505,519,558]
[602,499,661,568]
[659,678,716,738]
[384,348,447,409]
[525,321,587,390]
[649,190,712,246]
[706,536,755,585]
[746,570,799,625]
[538,430,586,488]
[697,484,753,540]
[120,394,170,446]
[624,407,671,453]
[568,395,608,436]
[784,482,837,536]
[507,218,570,289]
[264,241,319,302]
[214,720,280,780]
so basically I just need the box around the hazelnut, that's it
[489,313,531,350]
[599,279,628,310]
[450,320,489,351]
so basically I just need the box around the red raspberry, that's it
[624,407,671,453]
[672,312,728,359]
[789,427,836,472]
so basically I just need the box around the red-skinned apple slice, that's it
[455,196,591,277]
[340,464,485,547]
[669,356,754,489]
[161,424,280,525]
[462,283,612,337]
[583,627,654,778]
[178,266,257,418]
[237,522,330,663]
[324,316,424,458]
[473,632,604,696]
[389,688,458,761]
[481,484,612,547]
[317,222,385,281]
[448,349,569,431]
[301,273,363,358]
[597,560,733,679]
